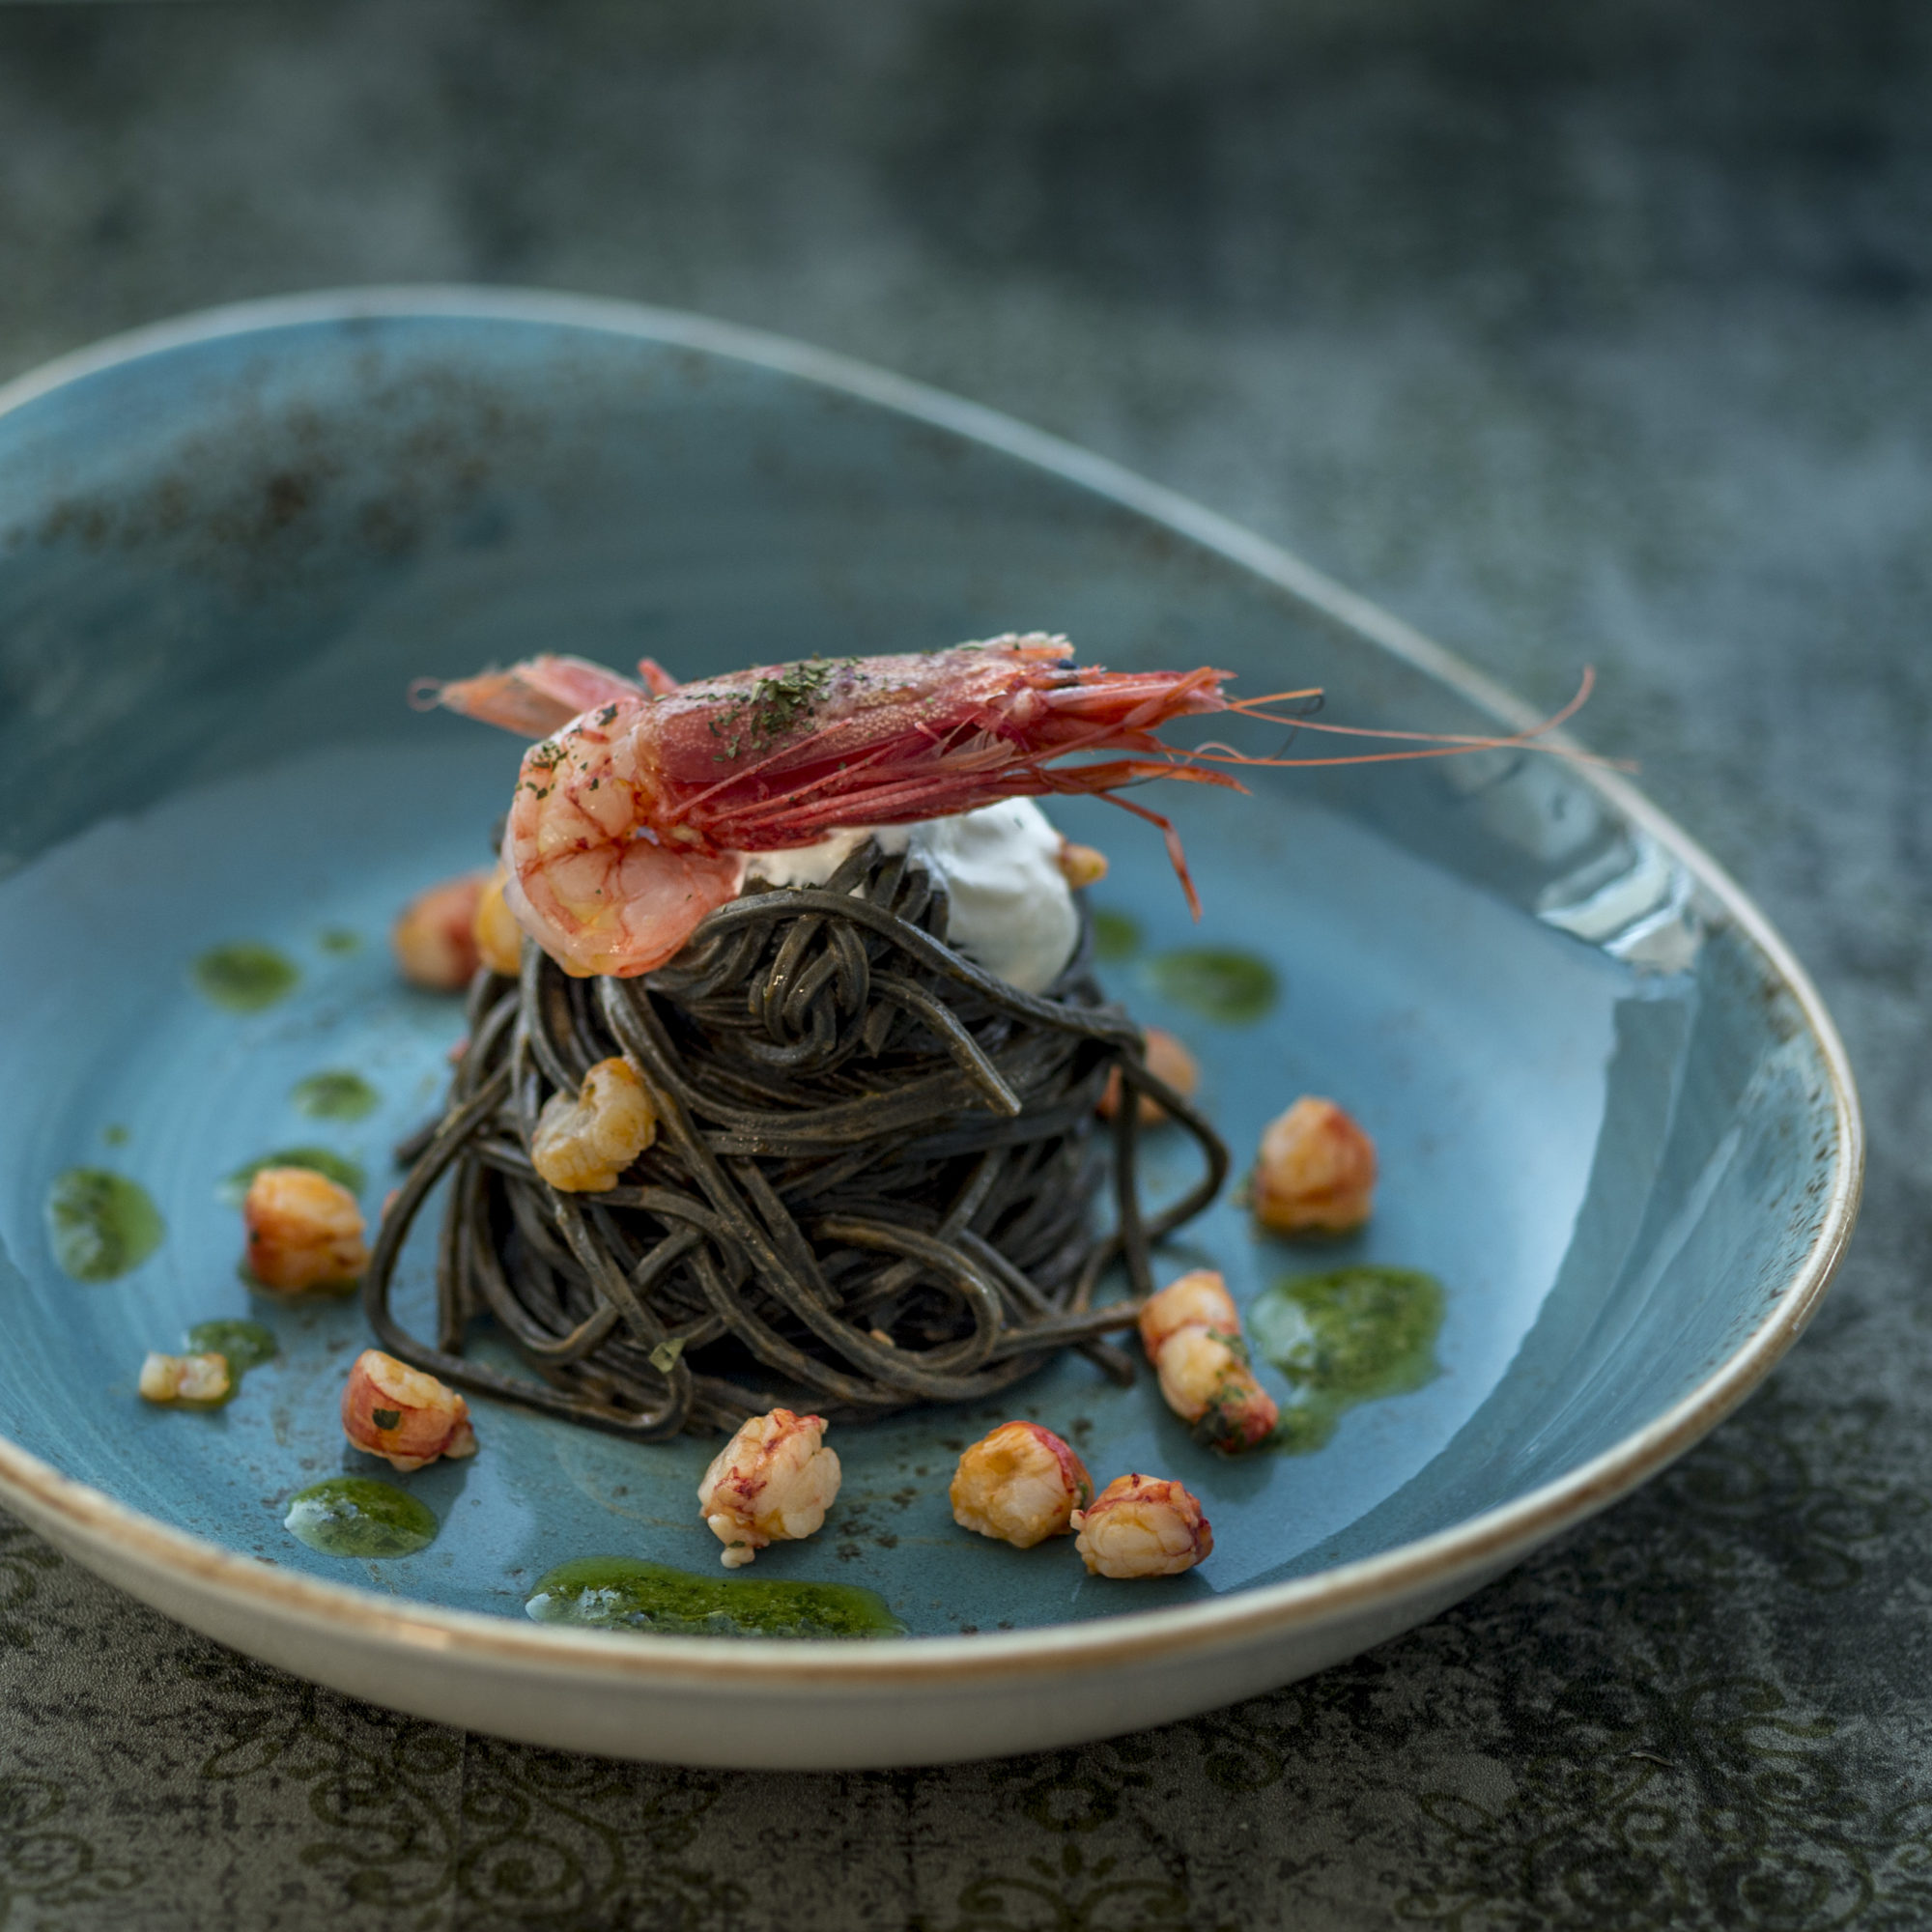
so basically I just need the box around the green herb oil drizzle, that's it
[526,1557,906,1639]
[180,1319,279,1405]
[190,944,299,1012]
[291,1071,379,1122]
[1250,1265,1446,1453]
[1145,948,1279,1024]
[283,1478,438,1557]
[45,1169,164,1281]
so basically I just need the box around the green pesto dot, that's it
[526,1557,906,1639]
[191,944,299,1012]
[290,1071,379,1122]
[1250,1266,1445,1454]
[186,1319,279,1379]
[1145,948,1278,1024]
[284,1478,438,1557]
[46,1169,164,1282]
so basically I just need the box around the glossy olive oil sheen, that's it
[526,1557,907,1639]
[284,1478,438,1557]
[1251,1266,1446,1453]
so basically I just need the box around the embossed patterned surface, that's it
[1,2,1926,1925]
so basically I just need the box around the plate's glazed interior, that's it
[0,304,1841,1642]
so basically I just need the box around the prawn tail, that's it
[418,655,648,739]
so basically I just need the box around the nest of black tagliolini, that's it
[363,838,1228,1438]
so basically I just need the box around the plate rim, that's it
[0,284,1865,1689]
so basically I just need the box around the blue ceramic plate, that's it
[0,293,1861,1768]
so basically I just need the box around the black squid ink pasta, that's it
[363,838,1227,1437]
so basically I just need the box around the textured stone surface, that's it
[2,1,1929,1925]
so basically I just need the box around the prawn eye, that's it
[370,1407,402,1430]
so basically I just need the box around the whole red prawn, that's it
[426,634,1583,979]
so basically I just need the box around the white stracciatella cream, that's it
[908,802,1082,993]
[742,799,1080,995]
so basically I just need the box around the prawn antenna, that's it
[1188,668,1629,772]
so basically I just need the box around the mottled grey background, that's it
[1,3,1928,1926]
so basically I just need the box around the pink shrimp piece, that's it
[1137,1268,1241,1358]
[1252,1096,1378,1234]
[696,1408,842,1568]
[1097,1026,1199,1125]
[950,1421,1094,1548]
[1138,1267,1279,1454]
[472,866,525,977]
[1152,1327,1281,1453]
[340,1349,478,1472]
[1071,1473,1213,1577]
[392,871,490,990]
[244,1167,368,1295]
[426,636,1594,980]
[139,1351,230,1406]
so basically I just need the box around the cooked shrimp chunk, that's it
[392,871,488,989]
[340,1349,478,1471]
[1099,1026,1199,1124]
[1054,838,1109,889]
[1154,1326,1279,1452]
[1137,1268,1240,1356]
[1071,1474,1212,1577]
[697,1408,841,1569]
[471,866,525,977]
[951,1422,1094,1548]
[1252,1095,1377,1233]
[243,1167,369,1294]
[1137,1268,1279,1454]
[530,1057,658,1193]
[139,1351,230,1406]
